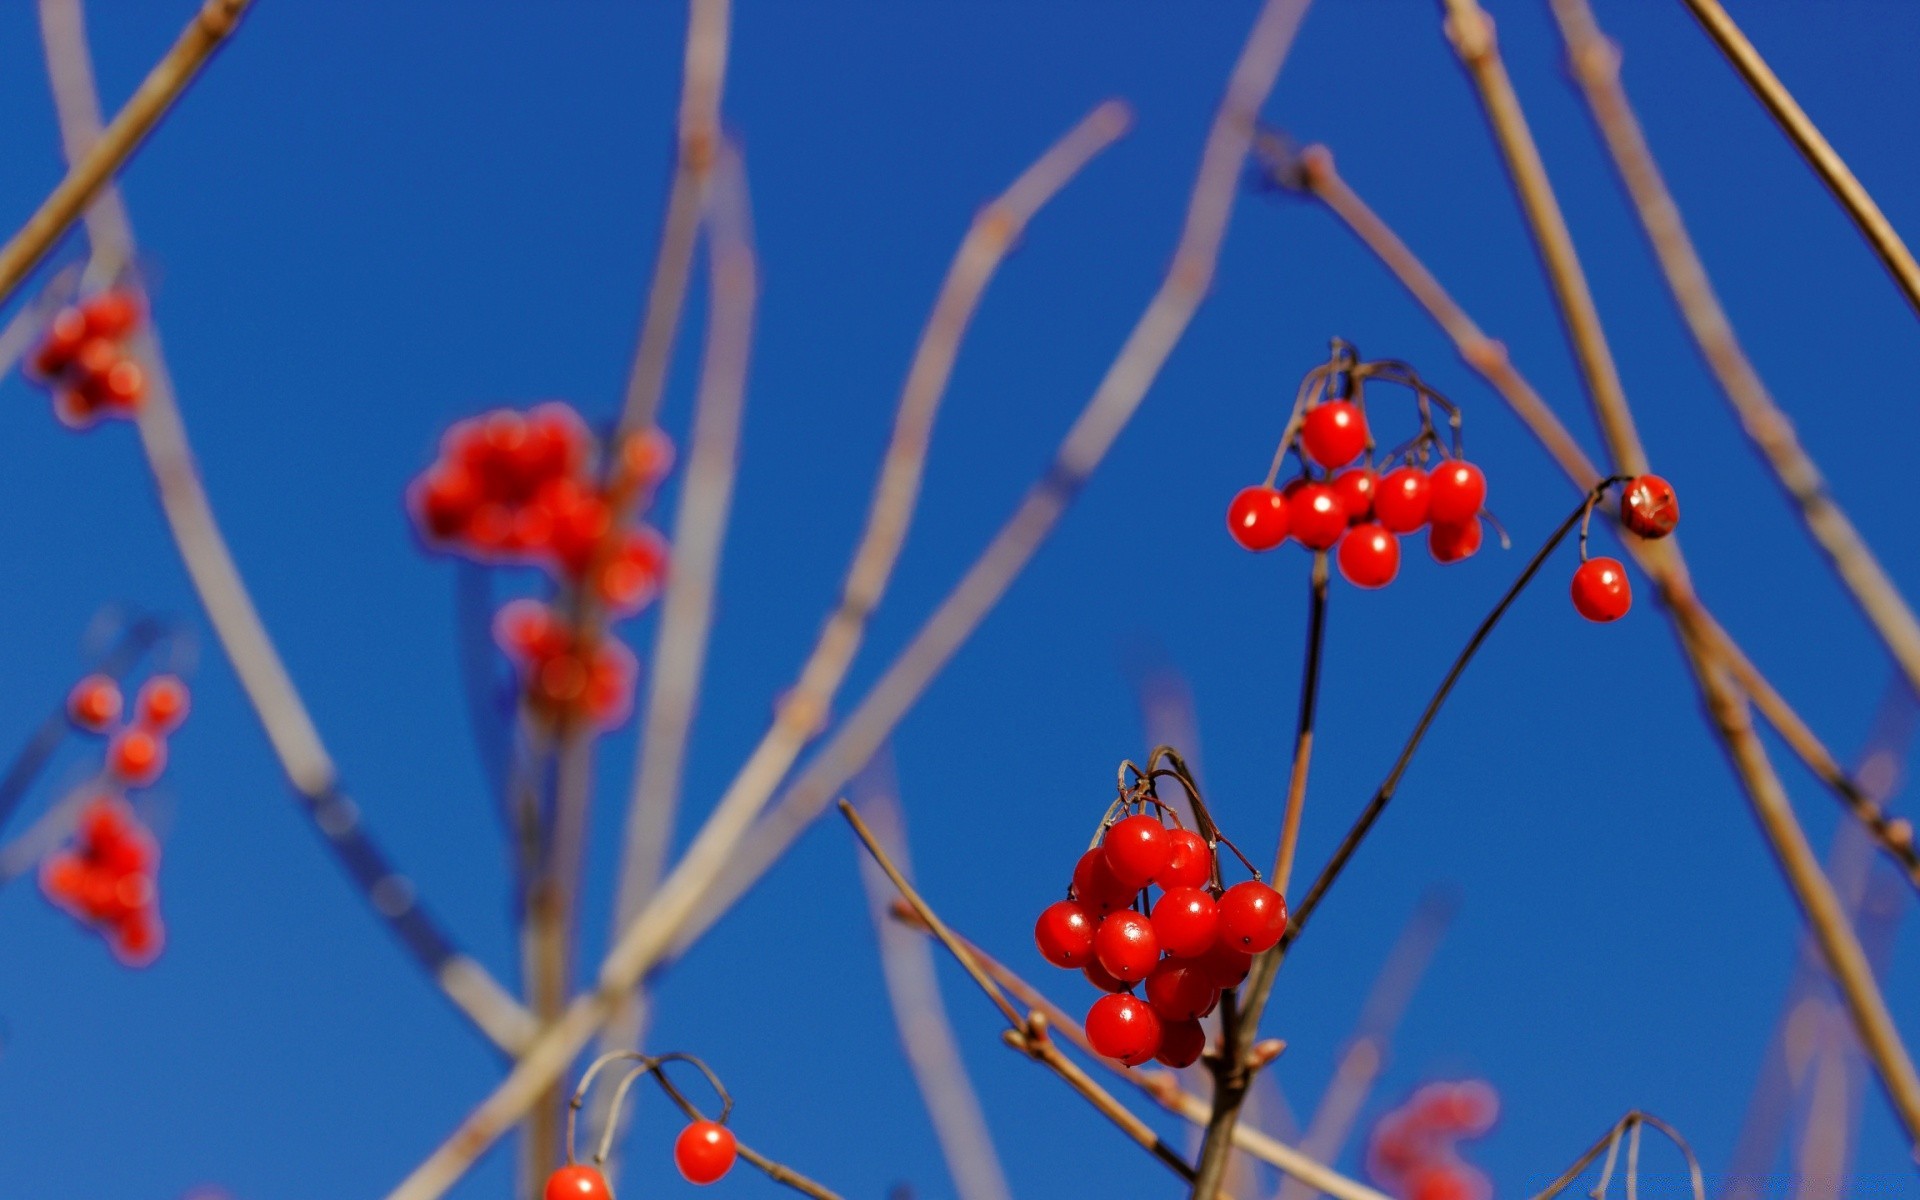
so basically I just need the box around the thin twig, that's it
[1528,1111,1703,1200]
[634,1059,844,1200]
[1436,0,1920,1152]
[1675,0,1920,322]
[36,0,532,1055]
[1548,0,1920,715]
[851,764,1013,1200]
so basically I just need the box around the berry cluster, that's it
[1034,785,1286,1069]
[27,288,147,429]
[1569,473,1680,624]
[1228,343,1496,588]
[68,673,192,787]
[1366,1080,1498,1200]
[543,1119,737,1198]
[494,599,638,729]
[40,796,164,966]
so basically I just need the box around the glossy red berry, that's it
[107,728,166,786]
[1093,910,1160,982]
[1571,556,1631,622]
[1195,938,1254,989]
[543,1165,613,1200]
[1035,900,1097,968]
[1288,482,1348,551]
[1337,522,1400,589]
[1082,959,1131,993]
[1332,467,1377,523]
[1427,461,1486,526]
[1217,881,1288,952]
[1621,474,1679,539]
[1085,992,1162,1065]
[1071,848,1136,912]
[1428,518,1483,564]
[1154,1017,1208,1068]
[1158,829,1213,890]
[1226,486,1290,552]
[1101,814,1171,890]
[1144,957,1220,1021]
[67,675,122,732]
[135,675,190,733]
[1302,400,1369,468]
[674,1120,738,1185]
[1375,466,1432,533]
[1150,888,1220,958]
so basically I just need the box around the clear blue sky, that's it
[0,2,1916,1197]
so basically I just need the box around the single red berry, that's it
[94,358,146,410]
[543,1164,613,1200]
[1150,888,1220,958]
[135,675,191,733]
[1085,993,1162,1065]
[1288,482,1349,551]
[1375,466,1432,533]
[620,426,676,488]
[1195,938,1254,989]
[674,1120,738,1185]
[1154,1017,1207,1068]
[1337,523,1401,589]
[1301,400,1370,468]
[1144,957,1220,1021]
[1217,881,1288,952]
[1035,900,1097,968]
[1428,518,1483,564]
[80,289,142,339]
[31,307,88,378]
[1071,848,1136,912]
[1332,467,1377,523]
[1082,959,1130,993]
[1571,556,1632,622]
[110,909,164,967]
[67,675,123,732]
[1407,1166,1475,1200]
[1226,485,1291,552]
[1101,814,1172,890]
[52,388,100,430]
[1621,474,1679,539]
[107,728,166,786]
[415,467,481,540]
[1427,461,1486,526]
[581,641,639,728]
[596,529,668,614]
[1093,910,1160,982]
[1157,829,1213,890]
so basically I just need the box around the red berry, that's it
[1407,1166,1474,1200]
[1427,461,1486,526]
[96,358,145,410]
[1195,938,1254,989]
[1158,829,1213,890]
[1154,1017,1207,1068]
[111,909,164,967]
[1217,881,1288,952]
[596,528,668,614]
[1101,814,1171,890]
[81,289,142,339]
[674,1120,738,1185]
[1288,482,1348,551]
[1332,467,1377,523]
[1571,556,1631,622]
[1337,522,1400,589]
[1085,993,1162,1065]
[1082,959,1130,993]
[1226,485,1290,552]
[52,388,100,430]
[71,337,120,390]
[1093,910,1160,982]
[1035,900,1097,968]
[1621,474,1679,539]
[135,675,190,733]
[581,641,638,727]
[107,728,166,786]
[1071,848,1135,912]
[1144,957,1220,1021]
[1302,400,1369,468]
[1375,466,1432,533]
[1428,518,1483,564]
[32,307,87,377]
[543,1165,613,1200]
[1150,888,1220,958]
[415,467,481,540]
[67,675,122,732]
[620,426,676,488]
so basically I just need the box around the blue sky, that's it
[0,2,1917,1197]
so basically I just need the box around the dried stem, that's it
[1675,0,1920,322]
[1548,0,1920,714]
[1271,550,1328,897]
[1435,0,1920,1151]
[1265,141,1920,894]
[1528,1111,1704,1200]
[851,767,1013,1200]
[36,0,531,1055]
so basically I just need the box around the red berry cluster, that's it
[1034,811,1286,1069]
[1228,345,1495,588]
[27,288,147,429]
[494,600,638,729]
[67,673,192,787]
[1366,1080,1498,1200]
[40,796,165,966]
[542,1120,737,1197]
[1569,474,1680,624]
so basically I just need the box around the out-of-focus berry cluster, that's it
[1366,1080,1498,1200]
[27,288,147,429]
